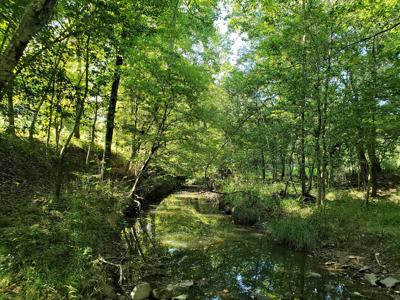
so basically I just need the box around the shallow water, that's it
[140,192,392,299]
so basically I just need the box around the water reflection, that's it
[141,192,391,300]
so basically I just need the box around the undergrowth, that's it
[0,176,124,299]
[220,179,400,268]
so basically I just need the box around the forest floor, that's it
[0,135,128,299]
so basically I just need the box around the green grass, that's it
[220,180,285,225]
[271,192,400,259]
[220,179,400,267]
[0,177,123,299]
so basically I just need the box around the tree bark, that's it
[299,0,307,197]
[29,40,65,141]
[261,148,266,181]
[6,84,16,136]
[73,36,90,139]
[103,55,123,166]
[86,93,99,168]
[368,37,380,197]
[368,137,380,197]
[0,0,57,94]
[280,155,285,179]
[358,147,369,188]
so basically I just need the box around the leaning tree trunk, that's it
[0,0,57,94]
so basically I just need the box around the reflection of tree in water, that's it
[162,237,314,298]
[144,194,386,300]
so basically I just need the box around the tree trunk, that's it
[368,37,380,197]
[29,41,65,141]
[103,55,123,166]
[358,147,369,188]
[299,0,307,197]
[73,36,90,139]
[45,90,55,150]
[307,161,314,194]
[86,93,99,168]
[6,84,16,136]
[128,144,159,197]
[368,138,380,197]
[0,23,12,54]
[272,156,277,183]
[28,96,46,140]
[280,155,285,179]
[321,25,332,205]
[128,95,140,173]
[55,115,63,152]
[261,148,266,181]
[315,72,323,206]
[55,88,86,199]
[0,0,57,94]
[74,104,81,138]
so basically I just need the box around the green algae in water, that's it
[141,192,392,300]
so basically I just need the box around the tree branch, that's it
[335,20,400,55]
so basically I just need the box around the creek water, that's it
[139,191,392,300]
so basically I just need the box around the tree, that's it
[0,0,57,94]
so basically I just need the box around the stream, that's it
[137,191,392,299]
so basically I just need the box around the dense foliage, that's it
[0,0,399,298]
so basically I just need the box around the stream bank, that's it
[130,190,397,300]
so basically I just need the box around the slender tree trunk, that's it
[29,42,65,141]
[307,161,314,194]
[368,37,380,197]
[128,95,140,173]
[358,147,369,188]
[315,68,323,206]
[28,96,46,140]
[0,0,57,94]
[0,23,11,54]
[299,0,307,197]
[55,115,63,152]
[45,91,55,150]
[103,55,123,168]
[86,94,99,168]
[55,91,86,199]
[321,24,333,205]
[73,36,90,139]
[284,135,297,195]
[365,167,371,206]
[128,144,159,197]
[6,84,16,136]
[368,136,380,197]
[74,105,81,138]
[261,148,266,181]
[280,155,285,179]
[271,156,277,183]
